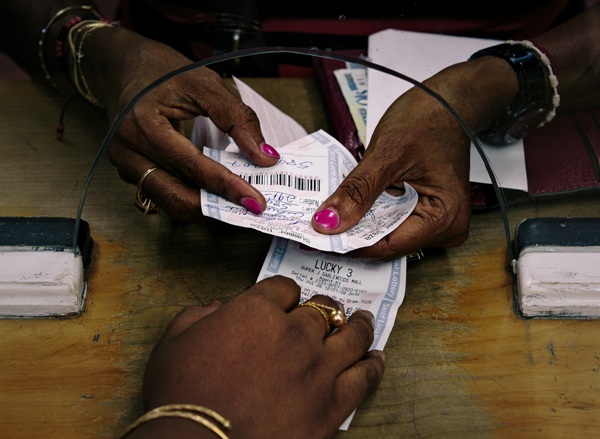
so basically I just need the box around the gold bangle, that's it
[68,20,114,107]
[120,404,232,439]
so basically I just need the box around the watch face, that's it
[507,107,549,142]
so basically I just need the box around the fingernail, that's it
[261,143,280,159]
[313,209,340,230]
[241,197,263,214]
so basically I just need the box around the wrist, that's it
[468,41,559,145]
[464,55,522,133]
[38,5,108,95]
[80,27,193,114]
[120,404,232,439]
[125,417,218,439]
[422,57,519,138]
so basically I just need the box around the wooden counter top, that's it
[1,79,599,438]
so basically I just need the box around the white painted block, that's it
[516,247,600,318]
[0,247,86,317]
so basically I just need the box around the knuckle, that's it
[237,103,259,123]
[361,359,384,391]
[338,174,374,207]
[238,292,271,312]
[227,103,261,137]
[171,150,204,184]
[107,143,122,167]
[269,275,300,290]
[422,197,471,247]
[344,318,374,353]
[284,320,309,344]
[160,187,201,223]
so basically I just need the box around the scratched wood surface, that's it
[1,80,600,439]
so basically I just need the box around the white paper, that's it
[200,130,418,253]
[234,76,308,148]
[191,75,308,152]
[367,29,528,192]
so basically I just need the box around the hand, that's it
[312,58,520,260]
[83,27,280,221]
[132,275,384,439]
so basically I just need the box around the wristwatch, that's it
[469,43,552,145]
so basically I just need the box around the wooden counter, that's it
[1,79,599,438]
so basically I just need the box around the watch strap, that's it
[469,43,553,145]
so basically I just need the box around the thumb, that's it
[312,157,391,234]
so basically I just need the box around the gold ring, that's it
[134,166,160,215]
[298,301,347,333]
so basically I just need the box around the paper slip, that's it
[191,76,309,152]
[258,236,406,351]
[333,68,368,146]
[200,130,418,253]
[233,77,308,147]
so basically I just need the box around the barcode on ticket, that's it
[240,173,321,192]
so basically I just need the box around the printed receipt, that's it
[200,129,418,253]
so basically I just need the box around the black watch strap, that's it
[469,43,552,145]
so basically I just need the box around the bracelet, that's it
[506,39,560,126]
[469,41,558,144]
[38,5,100,93]
[55,13,111,75]
[120,404,232,439]
[67,20,115,107]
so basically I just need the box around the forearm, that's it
[409,55,519,139]
[533,3,600,112]
[418,4,600,143]
[76,26,194,114]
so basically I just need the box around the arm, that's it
[533,3,600,111]
[80,26,279,220]
[124,276,384,439]
[311,4,600,260]
[0,1,280,220]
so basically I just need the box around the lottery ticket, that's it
[200,130,417,253]
[257,236,405,351]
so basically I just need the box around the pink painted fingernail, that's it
[313,209,340,230]
[241,197,263,215]
[261,143,280,159]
